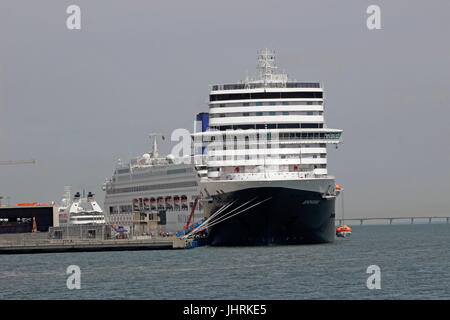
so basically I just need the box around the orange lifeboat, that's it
[336,225,352,237]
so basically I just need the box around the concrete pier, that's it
[0,237,195,255]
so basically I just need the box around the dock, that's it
[0,234,205,255]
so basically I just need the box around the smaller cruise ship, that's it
[103,134,205,234]
[58,188,105,225]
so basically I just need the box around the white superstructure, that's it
[103,135,204,234]
[194,49,342,185]
[58,189,106,225]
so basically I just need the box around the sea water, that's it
[0,224,449,299]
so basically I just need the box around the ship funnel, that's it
[149,133,165,159]
[196,113,209,154]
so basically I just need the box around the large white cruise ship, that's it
[192,49,343,245]
[103,135,205,234]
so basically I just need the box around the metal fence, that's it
[48,224,112,241]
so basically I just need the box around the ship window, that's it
[243,103,250,106]
[301,123,319,128]
[256,102,263,106]
[282,112,289,115]
[269,112,276,115]
[307,101,312,105]
[256,112,263,116]
[243,112,249,116]
[278,124,299,129]
[269,102,276,106]
[167,168,187,174]
[209,92,323,101]
[282,101,289,105]
[233,124,255,130]
[307,111,313,115]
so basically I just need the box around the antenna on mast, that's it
[257,48,277,86]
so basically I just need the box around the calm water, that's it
[0,224,449,299]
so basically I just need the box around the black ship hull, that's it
[205,187,335,246]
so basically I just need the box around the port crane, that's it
[0,159,36,165]
[0,159,36,205]
[184,196,199,230]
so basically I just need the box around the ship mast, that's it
[257,48,277,86]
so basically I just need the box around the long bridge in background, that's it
[337,216,450,226]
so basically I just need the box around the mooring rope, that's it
[205,197,258,227]
[181,199,237,239]
[183,198,255,239]
[184,196,272,238]
[204,197,272,230]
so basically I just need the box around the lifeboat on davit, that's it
[336,225,352,237]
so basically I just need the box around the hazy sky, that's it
[0,1,449,218]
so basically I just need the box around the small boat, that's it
[144,198,150,210]
[336,184,351,237]
[133,198,139,210]
[150,198,157,210]
[336,225,352,237]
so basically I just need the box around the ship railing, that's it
[195,132,342,142]
[218,171,316,181]
[210,82,321,91]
